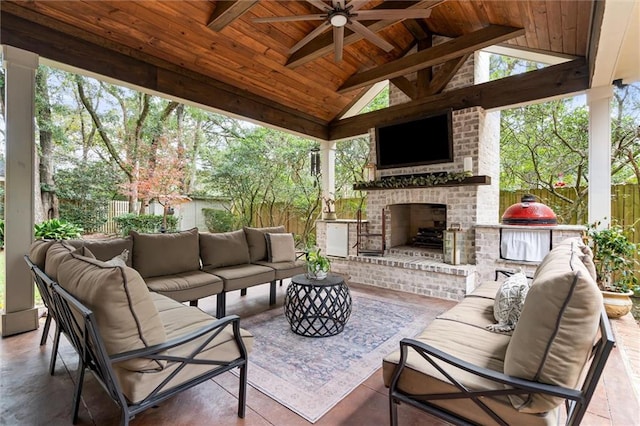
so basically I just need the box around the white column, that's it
[320,140,336,219]
[587,85,613,229]
[1,46,39,336]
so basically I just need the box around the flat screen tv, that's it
[375,109,453,170]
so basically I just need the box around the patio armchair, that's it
[384,238,616,425]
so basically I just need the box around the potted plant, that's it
[586,220,640,318]
[305,247,331,280]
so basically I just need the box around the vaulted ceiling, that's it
[0,0,630,141]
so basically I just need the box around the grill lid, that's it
[502,194,557,226]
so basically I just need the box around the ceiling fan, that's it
[253,0,436,62]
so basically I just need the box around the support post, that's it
[1,46,39,336]
[320,140,336,220]
[587,85,613,229]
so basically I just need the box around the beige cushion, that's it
[145,271,224,303]
[207,264,275,292]
[199,230,250,270]
[57,251,167,372]
[68,237,134,267]
[243,226,285,262]
[254,259,306,280]
[113,292,254,404]
[28,239,55,270]
[265,232,296,262]
[45,241,86,281]
[131,228,200,278]
[504,238,602,413]
[381,318,553,425]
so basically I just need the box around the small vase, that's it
[307,265,328,280]
[601,290,633,319]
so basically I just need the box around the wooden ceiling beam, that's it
[329,58,589,140]
[1,10,329,140]
[207,1,258,32]
[338,25,526,94]
[286,0,444,68]
[389,77,417,100]
[424,54,470,96]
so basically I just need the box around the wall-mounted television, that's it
[375,109,453,170]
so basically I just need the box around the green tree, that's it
[55,161,122,233]
[492,55,640,223]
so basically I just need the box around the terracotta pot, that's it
[601,290,633,319]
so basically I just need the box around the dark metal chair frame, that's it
[26,256,249,426]
[25,255,64,375]
[388,308,615,426]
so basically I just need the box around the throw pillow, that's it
[130,228,200,278]
[486,271,529,334]
[199,229,251,270]
[57,250,167,372]
[265,233,296,263]
[103,249,129,268]
[504,239,602,413]
[243,226,286,262]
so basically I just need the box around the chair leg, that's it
[390,395,399,426]
[72,363,86,424]
[49,324,62,376]
[240,288,247,296]
[269,281,276,305]
[279,279,283,287]
[238,363,248,418]
[216,292,226,319]
[40,313,52,346]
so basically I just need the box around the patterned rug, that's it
[237,288,446,423]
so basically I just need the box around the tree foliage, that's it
[492,55,640,223]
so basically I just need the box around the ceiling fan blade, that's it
[354,9,433,20]
[346,20,394,52]
[332,0,345,9]
[333,25,344,62]
[253,14,325,23]
[289,22,332,54]
[345,0,368,13]
[306,0,331,12]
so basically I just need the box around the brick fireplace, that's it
[315,49,583,300]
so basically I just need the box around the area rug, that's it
[237,289,446,423]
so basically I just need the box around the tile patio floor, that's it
[1,281,638,425]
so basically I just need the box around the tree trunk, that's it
[35,67,59,220]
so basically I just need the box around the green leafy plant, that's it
[202,208,236,233]
[34,219,83,240]
[0,219,4,247]
[113,213,177,236]
[586,220,639,294]
[305,247,330,279]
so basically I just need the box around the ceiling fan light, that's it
[329,12,348,27]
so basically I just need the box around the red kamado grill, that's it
[502,194,557,226]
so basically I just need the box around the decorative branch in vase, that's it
[323,196,337,220]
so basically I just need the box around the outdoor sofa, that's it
[25,246,253,425]
[31,225,305,319]
[383,237,615,425]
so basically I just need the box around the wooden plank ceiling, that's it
[1,0,594,141]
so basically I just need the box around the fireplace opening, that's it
[388,203,446,249]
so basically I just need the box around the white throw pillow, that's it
[265,233,296,263]
[486,271,529,334]
[103,249,129,268]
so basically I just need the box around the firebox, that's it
[388,203,446,249]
